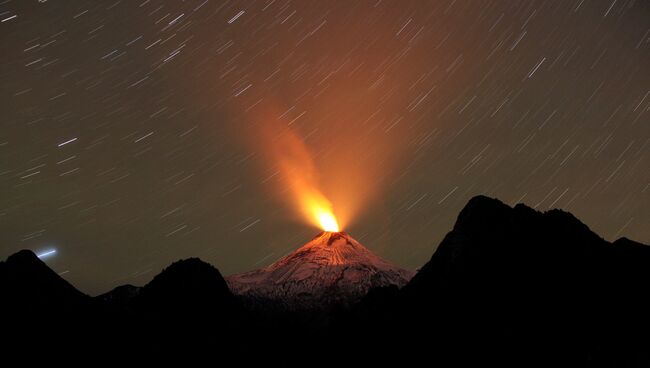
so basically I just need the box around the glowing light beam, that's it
[37,249,57,259]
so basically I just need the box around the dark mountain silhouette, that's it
[1,254,245,362]
[125,258,244,359]
[0,249,89,315]
[1,195,649,366]
[95,258,239,315]
[347,195,650,366]
[0,250,96,362]
[135,257,239,315]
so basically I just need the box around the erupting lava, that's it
[304,193,340,232]
[232,113,415,309]
[317,211,339,232]
[290,177,341,232]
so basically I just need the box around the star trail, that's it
[0,0,648,295]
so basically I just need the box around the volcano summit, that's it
[227,231,414,309]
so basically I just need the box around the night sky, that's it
[1,0,648,295]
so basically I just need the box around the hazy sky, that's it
[1,0,648,295]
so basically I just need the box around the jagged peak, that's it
[454,196,599,240]
[454,195,512,231]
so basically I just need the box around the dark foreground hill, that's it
[2,195,649,366]
[0,249,90,313]
[345,196,650,366]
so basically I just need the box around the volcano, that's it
[227,231,414,309]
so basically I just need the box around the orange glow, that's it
[232,10,427,238]
[315,207,340,232]
[290,183,340,231]
[245,99,405,233]
[274,135,343,231]
[295,187,340,231]
[249,112,345,232]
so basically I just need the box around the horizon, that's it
[4,194,644,297]
[1,0,648,296]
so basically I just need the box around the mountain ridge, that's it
[1,195,649,364]
[350,195,650,365]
